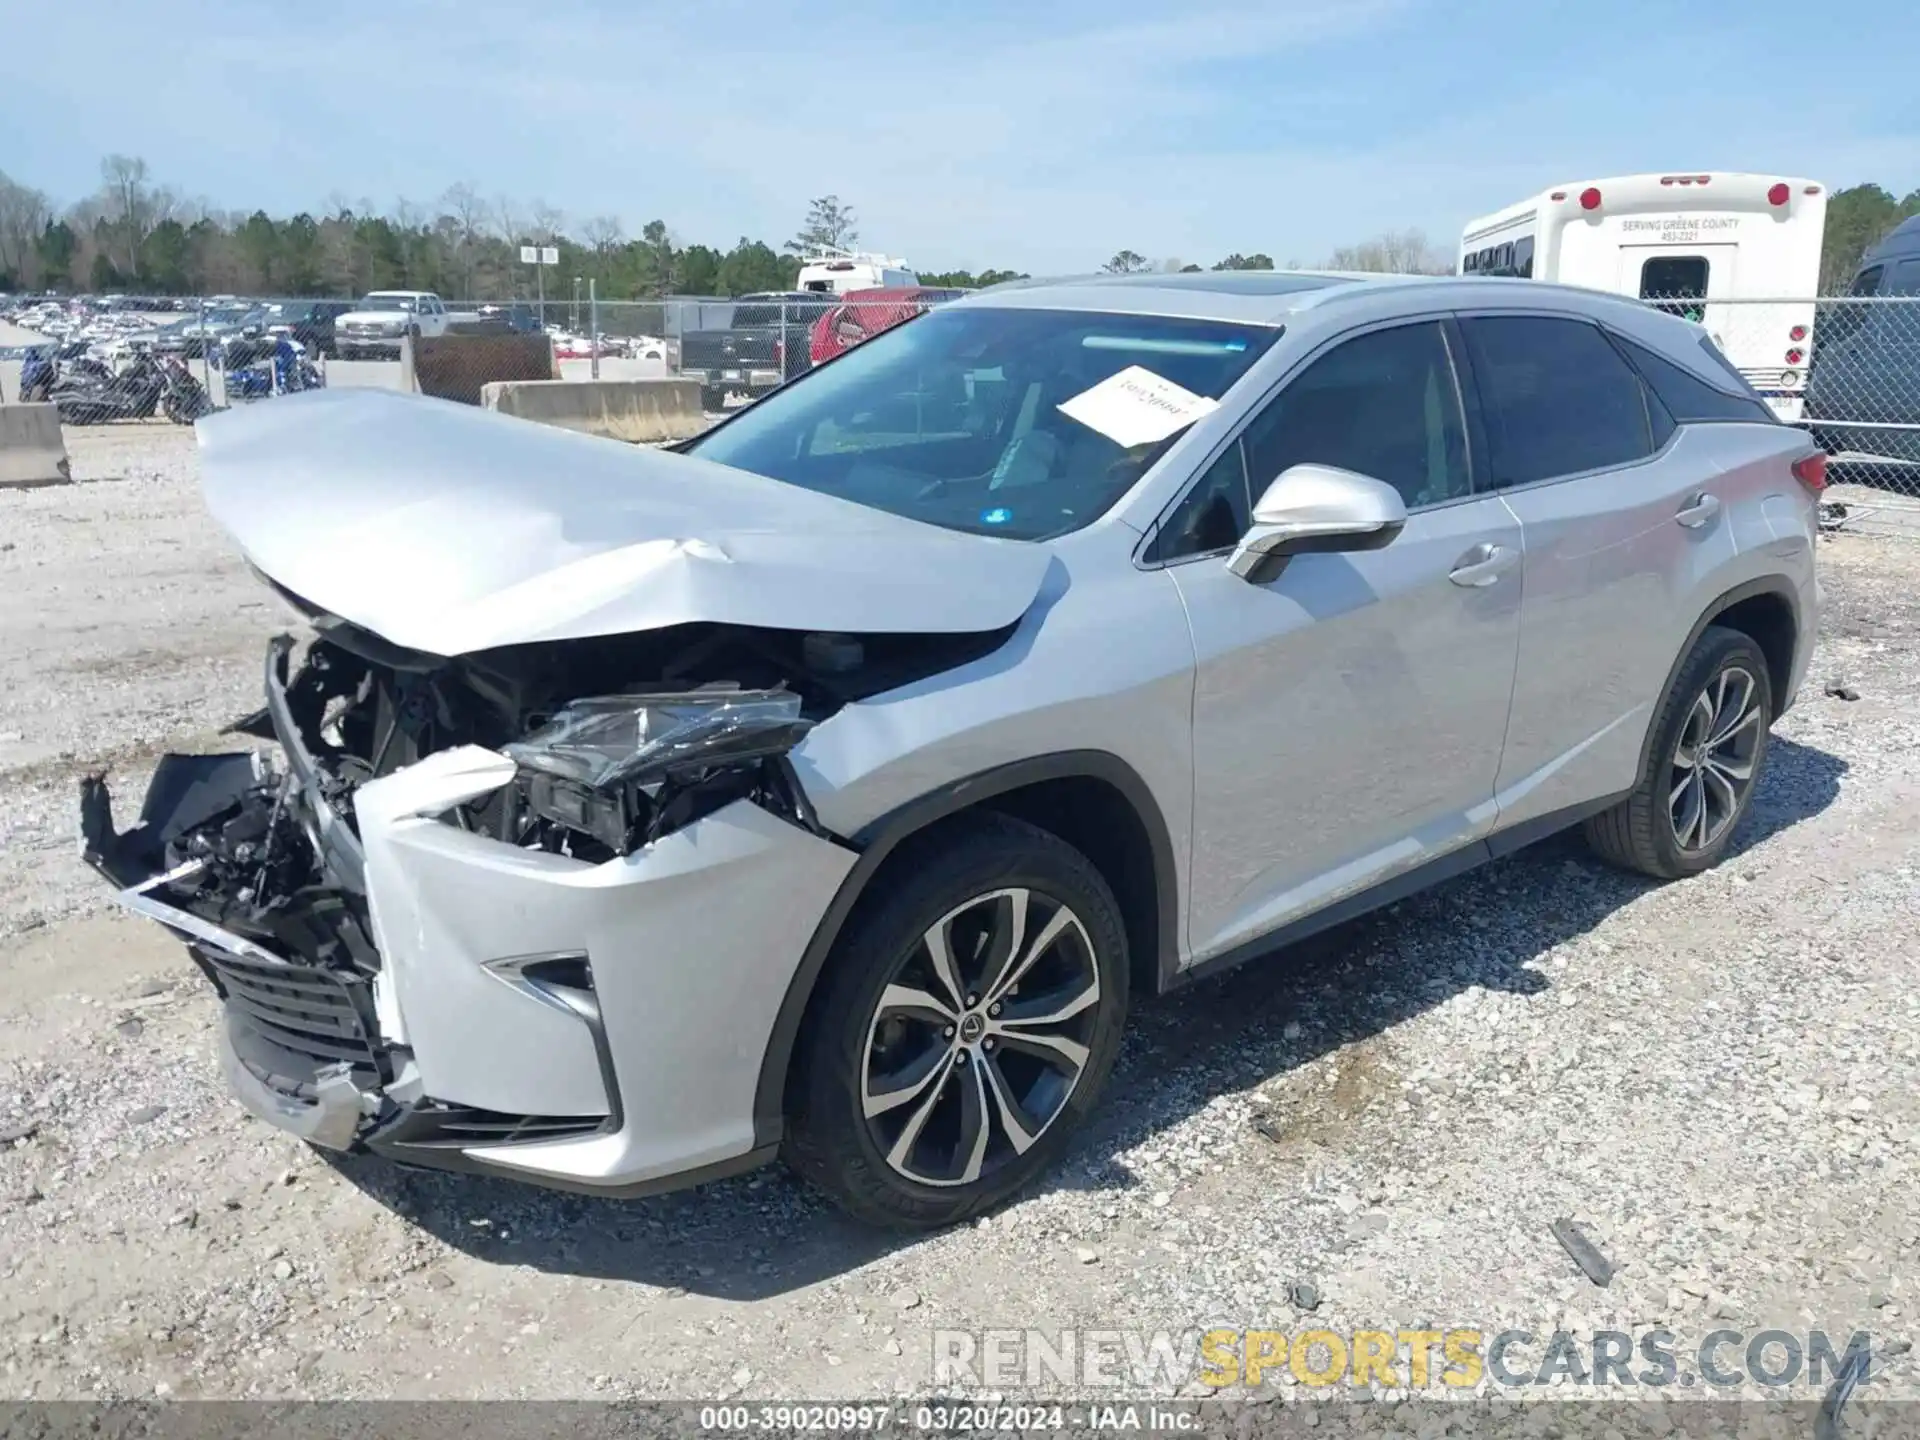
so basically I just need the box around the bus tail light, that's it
[1785,348,1805,365]
[1790,325,1808,342]
[1579,187,1602,211]
[1792,452,1828,494]
[1768,183,1791,206]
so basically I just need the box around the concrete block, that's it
[480,378,708,444]
[0,404,72,488]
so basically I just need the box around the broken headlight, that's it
[503,689,813,855]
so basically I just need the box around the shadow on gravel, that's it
[323,736,1846,1299]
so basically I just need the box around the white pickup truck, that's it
[334,291,453,360]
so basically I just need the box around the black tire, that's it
[1584,625,1773,880]
[784,814,1130,1230]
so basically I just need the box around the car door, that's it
[1453,312,1683,834]
[1163,318,1523,964]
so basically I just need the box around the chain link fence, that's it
[1648,293,1920,537]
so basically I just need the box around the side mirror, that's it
[1227,463,1408,584]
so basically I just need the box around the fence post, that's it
[198,297,212,404]
[590,279,599,381]
[780,298,788,388]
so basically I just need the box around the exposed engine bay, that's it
[86,605,1012,964]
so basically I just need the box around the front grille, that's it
[192,945,378,1071]
[381,1102,607,1149]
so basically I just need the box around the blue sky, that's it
[3,0,1917,273]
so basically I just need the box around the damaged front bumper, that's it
[81,640,857,1197]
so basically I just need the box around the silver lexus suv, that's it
[82,271,1821,1229]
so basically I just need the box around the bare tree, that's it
[1324,228,1452,275]
[529,203,566,244]
[580,214,624,254]
[0,171,53,285]
[440,183,488,297]
[98,154,156,273]
[787,195,857,255]
[492,196,524,245]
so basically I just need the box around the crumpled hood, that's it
[195,389,1052,656]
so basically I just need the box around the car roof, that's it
[952,269,1660,327]
[1864,215,1920,265]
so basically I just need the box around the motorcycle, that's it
[17,347,55,403]
[51,350,165,425]
[158,353,215,424]
[222,335,324,403]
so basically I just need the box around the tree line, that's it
[2,157,1915,300]
[0,163,1035,300]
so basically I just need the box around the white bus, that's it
[1458,173,1827,419]
[794,249,919,295]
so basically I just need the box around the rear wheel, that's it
[785,815,1129,1229]
[1584,625,1772,879]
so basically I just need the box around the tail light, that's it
[1767,183,1790,207]
[1785,348,1804,365]
[1792,452,1828,494]
[1789,325,1808,342]
[1579,187,1602,211]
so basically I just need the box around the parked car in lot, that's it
[1806,215,1920,466]
[81,271,1819,1228]
[151,305,253,359]
[335,291,452,359]
[679,292,837,409]
[809,286,965,365]
[263,300,354,359]
[449,302,542,336]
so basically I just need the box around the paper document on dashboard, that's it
[1056,366,1220,449]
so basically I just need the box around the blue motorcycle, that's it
[223,335,324,402]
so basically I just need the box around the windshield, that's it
[356,294,416,312]
[687,307,1279,539]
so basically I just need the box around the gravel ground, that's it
[2,425,1918,1415]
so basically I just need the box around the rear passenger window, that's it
[1459,316,1652,486]
[1610,333,1774,425]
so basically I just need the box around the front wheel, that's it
[1585,625,1773,879]
[784,815,1129,1229]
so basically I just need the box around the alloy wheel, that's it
[1669,664,1762,852]
[860,887,1101,1188]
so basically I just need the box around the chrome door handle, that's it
[1448,542,1519,587]
[1676,492,1722,528]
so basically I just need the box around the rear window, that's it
[1610,333,1775,425]
[1459,315,1653,486]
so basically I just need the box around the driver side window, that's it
[1153,320,1472,563]
[1242,321,1471,512]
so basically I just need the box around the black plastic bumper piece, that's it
[79,752,262,889]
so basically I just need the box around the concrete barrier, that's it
[401,333,557,406]
[0,404,71,489]
[480,378,708,444]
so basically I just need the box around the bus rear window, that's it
[1641,256,1709,320]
